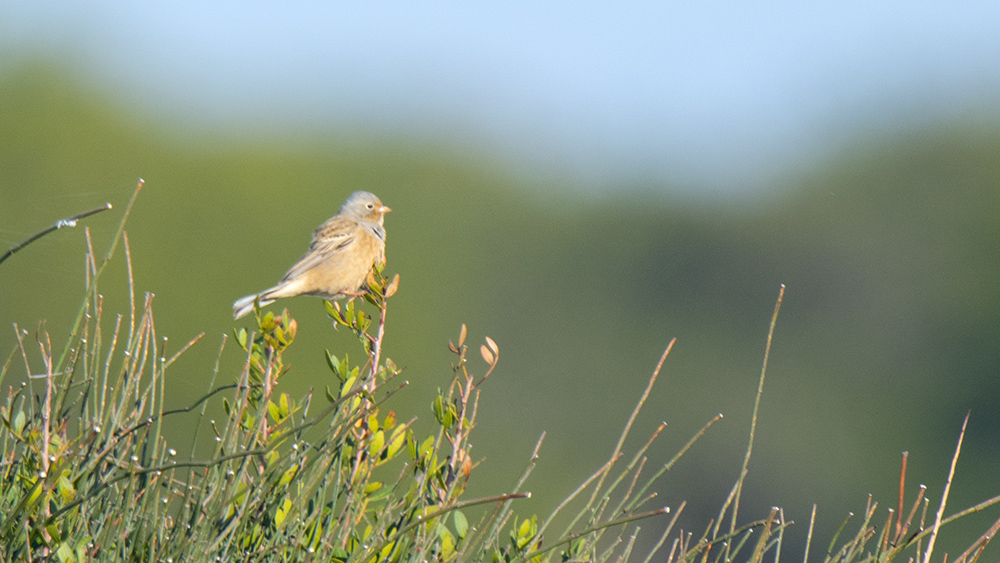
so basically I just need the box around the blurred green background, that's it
[2,53,999,557]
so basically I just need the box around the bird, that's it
[233,191,391,320]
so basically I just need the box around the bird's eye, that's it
[366,203,374,209]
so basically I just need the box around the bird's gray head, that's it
[341,191,391,223]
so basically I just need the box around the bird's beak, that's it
[379,205,392,214]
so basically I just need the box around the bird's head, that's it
[343,191,391,223]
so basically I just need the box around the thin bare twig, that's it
[588,339,676,510]
[0,202,113,266]
[803,504,817,563]
[924,412,971,563]
[730,284,785,534]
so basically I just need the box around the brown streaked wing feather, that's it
[280,216,358,282]
[312,215,356,241]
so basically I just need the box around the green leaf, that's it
[275,498,292,527]
[73,537,92,563]
[407,430,418,459]
[454,510,469,538]
[56,474,76,503]
[433,395,452,427]
[324,299,339,318]
[386,426,407,459]
[567,537,587,557]
[267,401,280,422]
[439,526,456,559]
[56,542,74,563]
[379,540,396,560]
[368,483,393,503]
[515,516,537,548]
[369,430,385,456]
[419,435,435,459]
[278,465,298,486]
[326,350,341,378]
[265,450,280,467]
[13,410,25,435]
[341,375,357,397]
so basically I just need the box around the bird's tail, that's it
[232,279,307,320]
[232,293,276,320]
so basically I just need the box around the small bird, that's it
[233,191,391,320]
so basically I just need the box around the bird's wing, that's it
[280,217,356,281]
[312,215,357,242]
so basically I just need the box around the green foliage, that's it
[0,188,678,562]
[2,183,999,562]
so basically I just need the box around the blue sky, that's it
[3,1,1000,193]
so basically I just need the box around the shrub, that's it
[2,181,997,562]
